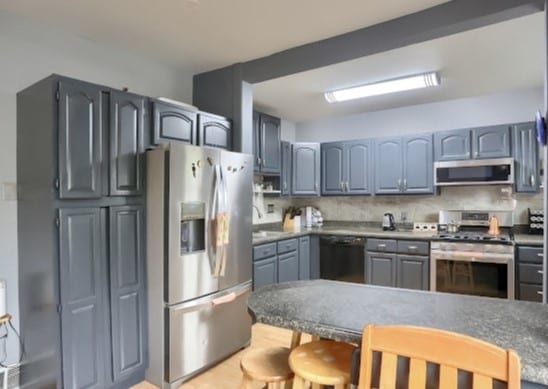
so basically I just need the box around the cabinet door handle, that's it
[345,182,350,191]
[537,291,544,295]
[340,182,344,191]
[262,158,266,166]
[314,183,318,192]
[397,179,401,191]
[377,244,387,249]
[537,253,544,258]
[257,157,262,165]
[475,151,479,157]
[537,270,544,274]
[531,174,536,187]
[403,179,407,191]
[283,182,287,190]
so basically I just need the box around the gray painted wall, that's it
[0,12,193,363]
[295,87,544,142]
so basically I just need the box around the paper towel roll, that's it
[0,279,6,317]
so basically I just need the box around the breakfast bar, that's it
[247,280,548,387]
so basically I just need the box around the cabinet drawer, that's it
[253,243,277,261]
[397,241,429,256]
[517,246,544,264]
[518,263,543,284]
[366,239,397,253]
[277,238,298,254]
[518,283,543,302]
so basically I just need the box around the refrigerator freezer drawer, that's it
[166,282,252,384]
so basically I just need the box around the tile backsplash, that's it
[253,185,543,225]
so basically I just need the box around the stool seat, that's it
[289,340,355,387]
[240,347,294,386]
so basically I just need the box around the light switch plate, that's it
[1,183,17,201]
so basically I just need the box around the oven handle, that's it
[430,250,512,264]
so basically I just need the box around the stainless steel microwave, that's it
[434,158,514,186]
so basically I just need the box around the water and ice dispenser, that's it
[180,202,205,255]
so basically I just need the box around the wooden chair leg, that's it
[293,376,306,389]
[284,378,294,389]
[240,374,254,389]
[290,331,302,349]
[311,383,321,389]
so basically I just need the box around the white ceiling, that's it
[0,0,449,74]
[253,13,546,123]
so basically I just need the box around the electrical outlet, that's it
[267,204,275,214]
[1,183,17,201]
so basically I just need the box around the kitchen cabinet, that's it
[299,236,311,281]
[197,111,232,150]
[253,256,278,290]
[321,140,373,195]
[513,122,540,193]
[281,141,292,196]
[278,251,299,283]
[434,129,471,161]
[365,239,430,290]
[374,134,433,195]
[152,99,197,145]
[292,142,320,196]
[472,125,511,159]
[516,245,544,302]
[253,111,281,174]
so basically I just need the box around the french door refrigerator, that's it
[145,144,253,388]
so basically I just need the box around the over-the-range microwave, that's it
[434,157,514,186]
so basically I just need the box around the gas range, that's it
[435,231,512,244]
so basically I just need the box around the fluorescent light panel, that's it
[325,72,440,103]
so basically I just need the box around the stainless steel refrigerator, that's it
[145,144,253,388]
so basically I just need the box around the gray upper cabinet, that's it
[58,80,103,199]
[110,91,145,197]
[59,208,105,389]
[321,142,345,195]
[292,143,320,196]
[152,100,197,145]
[472,125,511,159]
[374,137,403,194]
[258,113,282,174]
[402,134,434,194]
[109,205,146,382]
[252,111,261,171]
[281,141,292,196]
[198,112,232,150]
[322,140,372,195]
[434,129,471,161]
[513,122,539,193]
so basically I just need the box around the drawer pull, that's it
[537,253,544,258]
[377,244,387,249]
[537,291,544,296]
[538,270,544,274]
[408,246,418,250]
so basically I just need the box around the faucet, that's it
[252,205,263,219]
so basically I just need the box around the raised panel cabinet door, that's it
[374,137,403,194]
[58,80,103,199]
[396,255,429,290]
[152,100,197,144]
[298,237,310,280]
[434,129,471,161]
[110,91,145,196]
[292,143,320,196]
[365,252,397,287]
[259,113,282,173]
[109,205,146,382]
[59,208,105,389]
[198,112,232,150]
[253,256,277,290]
[281,141,292,196]
[513,122,539,193]
[472,125,511,159]
[321,142,345,195]
[402,134,434,194]
[346,140,373,194]
[278,251,299,283]
[252,111,261,171]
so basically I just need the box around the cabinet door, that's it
[366,252,396,287]
[472,125,511,159]
[281,141,292,196]
[253,256,277,290]
[152,101,196,144]
[374,137,403,194]
[396,255,429,290]
[292,143,320,196]
[346,140,373,194]
[513,122,539,193]
[58,80,103,199]
[402,134,433,194]
[109,205,146,382]
[252,111,261,172]
[321,142,345,195]
[110,91,145,196]
[299,237,310,281]
[259,113,281,173]
[59,208,105,389]
[434,129,471,161]
[278,251,299,283]
[198,112,232,150]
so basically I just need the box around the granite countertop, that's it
[514,233,544,246]
[248,280,548,385]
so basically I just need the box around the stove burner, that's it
[435,232,510,243]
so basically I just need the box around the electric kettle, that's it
[382,213,396,231]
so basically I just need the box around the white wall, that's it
[295,88,544,142]
[0,12,193,363]
[281,119,297,142]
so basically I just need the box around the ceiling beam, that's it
[240,0,544,84]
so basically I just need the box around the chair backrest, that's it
[358,325,520,389]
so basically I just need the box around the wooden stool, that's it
[240,347,294,389]
[289,340,355,389]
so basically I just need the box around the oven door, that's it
[430,250,514,299]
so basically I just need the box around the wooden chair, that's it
[358,325,520,389]
[240,347,294,389]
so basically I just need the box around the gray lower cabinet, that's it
[513,122,540,193]
[152,99,197,145]
[366,252,397,287]
[434,129,471,161]
[197,111,232,150]
[322,140,372,195]
[281,141,292,196]
[278,251,299,283]
[396,255,429,290]
[299,237,311,280]
[472,125,511,159]
[253,256,278,290]
[517,245,544,302]
[292,143,320,196]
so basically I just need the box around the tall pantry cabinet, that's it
[17,75,147,389]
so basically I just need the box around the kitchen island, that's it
[247,280,548,387]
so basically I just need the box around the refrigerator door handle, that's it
[208,165,222,275]
[170,282,251,314]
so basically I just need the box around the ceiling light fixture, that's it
[324,71,440,103]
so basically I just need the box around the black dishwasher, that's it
[320,235,365,283]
